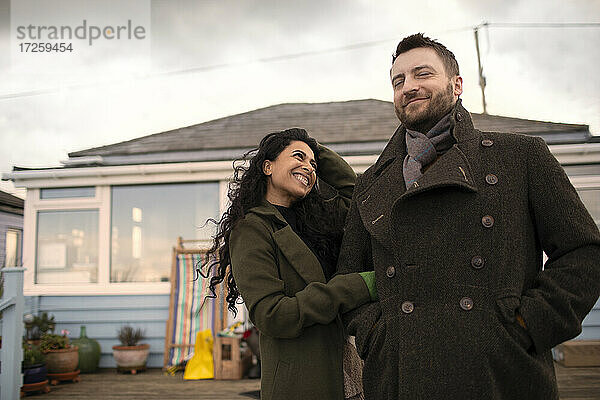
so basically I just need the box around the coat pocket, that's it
[495,294,533,352]
[357,317,385,360]
[270,360,293,400]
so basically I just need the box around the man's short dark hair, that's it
[392,33,460,77]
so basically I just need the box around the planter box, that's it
[214,336,242,380]
[553,340,600,367]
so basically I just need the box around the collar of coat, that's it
[246,199,327,284]
[247,199,287,223]
[372,99,477,177]
[356,100,480,254]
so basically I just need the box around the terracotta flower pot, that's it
[112,344,150,369]
[44,346,79,373]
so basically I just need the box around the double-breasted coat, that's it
[229,146,371,400]
[337,101,600,399]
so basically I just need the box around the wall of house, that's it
[25,294,170,368]
[0,210,23,267]
[580,299,600,340]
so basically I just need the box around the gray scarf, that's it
[403,112,454,189]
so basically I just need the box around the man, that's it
[337,33,600,399]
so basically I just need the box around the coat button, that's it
[386,266,396,278]
[482,215,494,228]
[456,112,463,122]
[460,297,474,311]
[401,301,414,314]
[485,174,498,185]
[481,139,494,147]
[471,256,485,269]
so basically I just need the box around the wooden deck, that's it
[23,363,600,399]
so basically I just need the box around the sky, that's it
[1,0,599,198]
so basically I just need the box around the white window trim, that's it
[23,178,226,296]
[4,227,22,267]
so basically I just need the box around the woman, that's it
[206,128,376,400]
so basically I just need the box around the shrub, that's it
[117,326,145,346]
[40,333,70,351]
[23,342,46,367]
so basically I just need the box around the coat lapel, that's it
[248,201,325,285]
[356,126,407,252]
[357,101,480,252]
[396,145,478,203]
[272,225,326,284]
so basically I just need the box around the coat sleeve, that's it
[230,216,371,339]
[519,136,600,353]
[336,185,382,356]
[317,144,357,211]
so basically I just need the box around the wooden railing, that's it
[0,267,25,400]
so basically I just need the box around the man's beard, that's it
[395,81,455,133]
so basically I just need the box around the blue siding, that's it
[578,298,600,340]
[24,294,170,368]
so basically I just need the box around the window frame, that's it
[4,227,22,267]
[23,178,229,296]
[20,161,241,296]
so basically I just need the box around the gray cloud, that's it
[0,0,598,194]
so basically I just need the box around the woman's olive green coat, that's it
[229,146,371,400]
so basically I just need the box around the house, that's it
[3,99,600,367]
[0,189,24,268]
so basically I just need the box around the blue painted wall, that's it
[579,298,600,340]
[25,294,170,368]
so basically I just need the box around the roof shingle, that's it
[69,99,590,157]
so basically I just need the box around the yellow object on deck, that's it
[184,329,214,380]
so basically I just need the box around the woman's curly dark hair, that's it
[202,128,346,316]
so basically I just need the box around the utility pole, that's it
[474,23,488,114]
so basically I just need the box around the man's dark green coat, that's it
[338,102,600,399]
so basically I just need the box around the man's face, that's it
[391,47,463,131]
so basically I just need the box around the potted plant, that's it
[22,341,47,384]
[24,312,56,345]
[112,326,149,374]
[40,330,78,374]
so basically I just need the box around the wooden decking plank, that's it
[24,363,600,399]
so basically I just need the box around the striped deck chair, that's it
[163,249,222,370]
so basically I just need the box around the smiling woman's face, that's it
[263,140,317,207]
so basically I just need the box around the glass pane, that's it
[578,189,600,229]
[36,210,99,283]
[40,187,95,199]
[111,182,219,282]
[4,230,20,267]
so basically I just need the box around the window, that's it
[27,177,225,294]
[578,189,600,229]
[40,187,95,199]
[36,210,99,283]
[4,229,22,267]
[110,182,219,282]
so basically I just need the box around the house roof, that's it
[0,189,24,215]
[69,99,591,158]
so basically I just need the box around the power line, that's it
[0,22,597,100]
[486,22,600,28]
[0,26,475,100]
